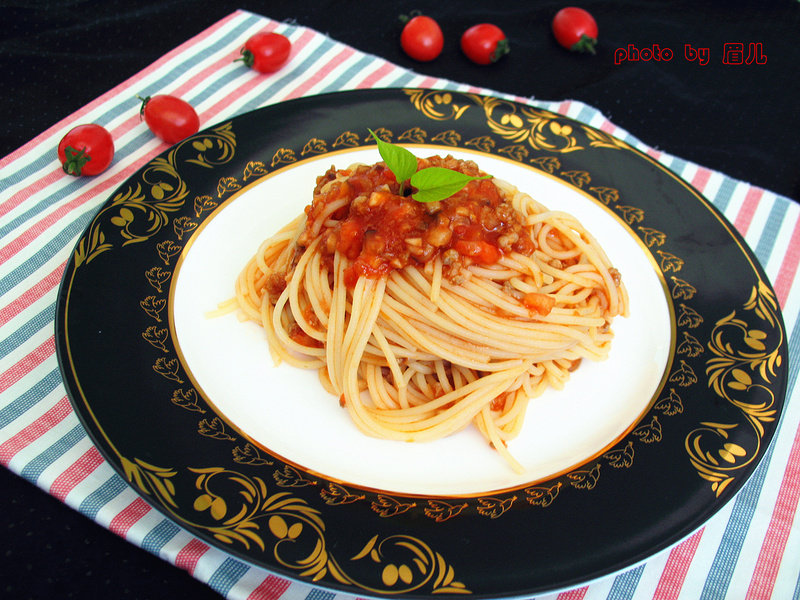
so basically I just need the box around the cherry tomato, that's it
[400,14,444,62]
[237,31,291,73]
[460,23,510,65]
[57,124,114,176]
[552,7,598,54]
[139,94,200,144]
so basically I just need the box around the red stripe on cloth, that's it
[0,396,72,465]
[193,70,275,129]
[49,446,104,501]
[745,423,800,599]
[0,169,64,218]
[733,186,764,236]
[246,574,292,600]
[109,497,152,537]
[0,9,244,169]
[600,120,616,134]
[0,107,158,223]
[160,18,279,102]
[355,61,397,89]
[557,586,588,600]
[0,22,254,229]
[646,148,663,161]
[2,49,254,256]
[0,335,56,394]
[652,529,704,599]
[416,76,440,88]
[186,26,320,126]
[2,26,321,265]
[691,167,712,193]
[0,165,142,266]
[286,42,356,100]
[0,262,65,324]
[557,100,573,116]
[772,217,800,308]
[175,538,210,575]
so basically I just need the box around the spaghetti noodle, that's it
[228,155,627,471]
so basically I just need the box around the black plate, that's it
[55,88,788,597]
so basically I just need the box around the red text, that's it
[614,44,674,65]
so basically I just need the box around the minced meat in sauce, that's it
[298,155,536,287]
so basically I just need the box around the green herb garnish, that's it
[369,129,490,202]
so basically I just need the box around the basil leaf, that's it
[409,167,491,203]
[366,131,493,203]
[368,129,418,186]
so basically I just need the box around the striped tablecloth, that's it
[1,9,798,600]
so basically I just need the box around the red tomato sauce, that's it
[299,156,535,286]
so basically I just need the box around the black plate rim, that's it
[54,87,790,599]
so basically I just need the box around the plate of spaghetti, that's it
[56,88,788,598]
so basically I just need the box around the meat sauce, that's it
[298,156,536,287]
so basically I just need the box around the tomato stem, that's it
[234,48,256,68]
[136,95,151,117]
[398,9,421,24]
[571,34,597,55]
[61,146,91,176]
[491,38,511,62]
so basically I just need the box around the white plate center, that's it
[172,148,672,496]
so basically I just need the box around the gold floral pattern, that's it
[604,442,635,468]
[689,281,783,496]
[119,460,471,595]
[476,496,517,518]
[121,457,179,508]
[524,482,561,507]
[351,534,470,594]
[403,90,629,155]
[72,123,236,267]
[404,89,472,121]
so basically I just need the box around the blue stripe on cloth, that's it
[3,73,256,243]
[440,79,462,91]
[606,564,644,599]
[665,156,688,178]
[386,70,417,88]
[234,36,340,115]
[753,198,788,266]
[0,12,262,192]
[0,303,55,359]
[304,589,336,600]
[793,569,800,600]
[710,175,739,213]
[0,201,100,298]
[141,519,180,555]
[575,104,599,126]
[207,557,250,596]
[0,175,95,241]
[322,53,380,92]
[534,100,563,114]
[185,66,251,108]
[19,423,86,481]
[77,474,128,519]
[0,368,62,429]
[135,12,263,99]
[565,102,642,148]
[700,308,800,599]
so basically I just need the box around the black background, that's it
[2,1,799,598]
